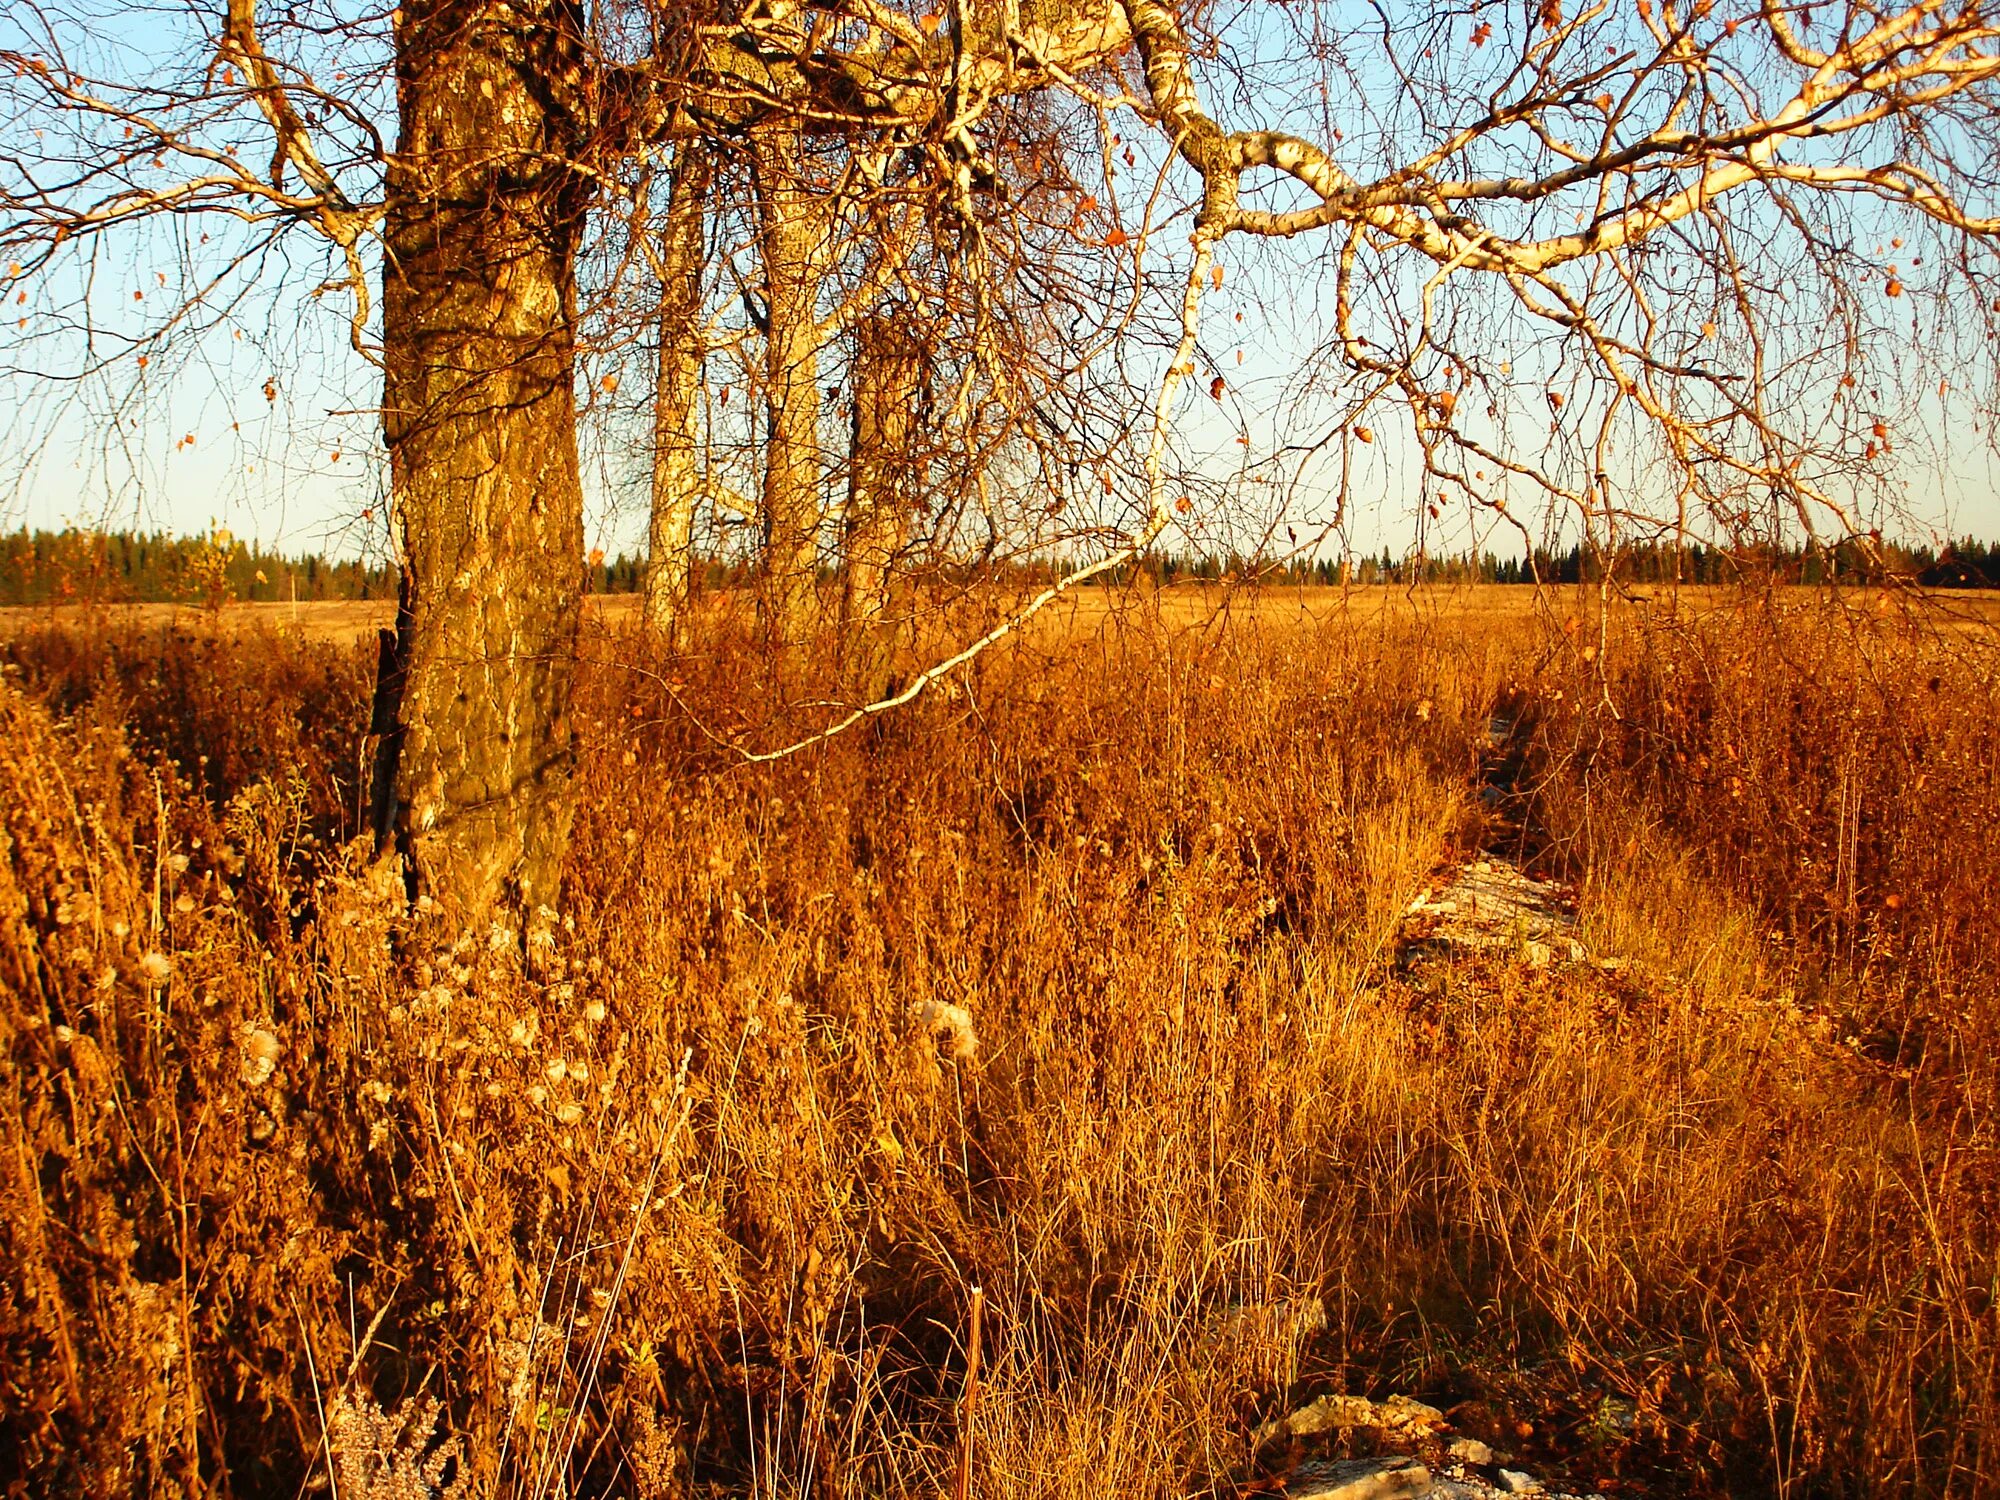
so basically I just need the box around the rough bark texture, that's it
[751,125,827,639]
[356,0,1137,928]
[378,0,589,935]
[841,309,926,696]
[643,143,711,637]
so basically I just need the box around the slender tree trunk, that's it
[841,308,925,696]
[751,124,826,639]
[377,0,590,937]
[644,142,711,637]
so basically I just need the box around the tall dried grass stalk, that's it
[0,595,1992,1497]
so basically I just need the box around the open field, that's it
[7,579,1999,648]
[1,592,1998,1497]
[2,583,1553,646]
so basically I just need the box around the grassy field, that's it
[0,586,1996,1498]
[7,578,1997,641]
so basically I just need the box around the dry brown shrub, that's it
[0,595,1994,1498]
[1529,594,2000,1049]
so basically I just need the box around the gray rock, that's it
[1282,1393,1383,1438]
[1290,1456,1434,1500]
[1494,1471,1543,1495]
[1379,1393,1446,1433]
[1446,1437,1495,1466]
[1254,1391,1445,1448]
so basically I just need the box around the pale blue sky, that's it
[5,0,1999,561]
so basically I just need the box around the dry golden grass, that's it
[8,577,1994,649]
[0,597,399,646]
[0,590,1994,1498]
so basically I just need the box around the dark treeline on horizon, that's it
[1102,535,2000,589]
[1,527,397,607]
[5,527,1999,607]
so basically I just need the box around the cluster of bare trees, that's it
[6,0,2000,937]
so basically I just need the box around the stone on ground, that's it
[1401,857,1582,963]
[1289,1456,1434,1500]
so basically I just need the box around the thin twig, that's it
[954,1284,984,1500]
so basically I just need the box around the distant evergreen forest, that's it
[3,526,1997,607]
[1102,535,2000,588]
[1,528,399,607]
[0,526,741,606]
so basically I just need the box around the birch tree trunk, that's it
[643,142,711,637]
[842,309,925,696]
[376,0,590,939]
[751,124,826,640]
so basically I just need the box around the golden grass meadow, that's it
[1,585,1997,1498]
